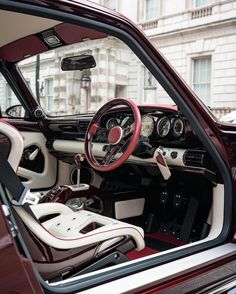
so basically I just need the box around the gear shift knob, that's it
[74,154,85,168]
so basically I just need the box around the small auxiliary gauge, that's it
[156,116,171,137]
[172,118,184,137]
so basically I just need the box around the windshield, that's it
[18,35,174,116]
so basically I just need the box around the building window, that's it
[104,0,116,10]
[146,0,160,20]
[5,84,13,108]
[194,0,214,8]
[144,68,156,89]
[192,56,211,106]
[45,78,54,112]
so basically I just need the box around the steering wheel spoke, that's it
[123,122,135,138]
[101,145,121,165]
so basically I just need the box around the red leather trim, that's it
[0,35,47,62]
[156,154,166,166]
[89,123,98,136]
[54,23,107,44]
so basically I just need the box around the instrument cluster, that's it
[105,114,184,139]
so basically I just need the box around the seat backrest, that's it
[0,119,24,172]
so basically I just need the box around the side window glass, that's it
[0,73,25,117]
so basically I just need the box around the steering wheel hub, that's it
[108,126,123,145]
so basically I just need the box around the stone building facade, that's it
[0,0,236,118]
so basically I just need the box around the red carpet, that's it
[126,232,185,260]
[126,247,159,260]
[145,232,185,246]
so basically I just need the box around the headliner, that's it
[0,10,61,48]
[0,10,107,63]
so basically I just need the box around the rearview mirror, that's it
[61,55,96,71]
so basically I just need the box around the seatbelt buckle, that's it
[12,187,39,206]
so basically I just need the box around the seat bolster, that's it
[14,206,145,251]
[0,120,24,173]
[30,202,73,219]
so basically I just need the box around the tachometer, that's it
[172,118,184,137]
[156,116,171,137]
[106,118,119,130]
[141,115,154,137]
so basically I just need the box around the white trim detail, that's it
[18,132,57,189]
[115,198,145,220]
[0,121,24,173]
[73,243,236,293]
[53,140,186,167]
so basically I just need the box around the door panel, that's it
[18,131,57,189]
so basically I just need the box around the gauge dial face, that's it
[106,118,119,130]
[156,116,171,137]
[141,115,154,137]
[172,118,184,137]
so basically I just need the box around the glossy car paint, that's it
[0,206,42,293]
[0,0,235,293]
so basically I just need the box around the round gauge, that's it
[106,118,119,130]
[156,116,171,137]
[141,115,154,137]
[172,118,184,137]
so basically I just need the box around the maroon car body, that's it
[0,0,236,293]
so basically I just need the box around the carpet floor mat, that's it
[145,232,185,250]
[126,232,185,260]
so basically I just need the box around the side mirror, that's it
[5,105,25,118]
[61,55,96,71]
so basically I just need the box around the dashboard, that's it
[46,105,216,177]
[94,106,192,149]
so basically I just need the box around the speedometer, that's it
[141,115,154,137]
[156,116,171,137]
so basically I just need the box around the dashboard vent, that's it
[76,120,90,133]
[183,150,207,167]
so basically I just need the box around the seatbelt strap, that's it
[0,155,27,202]
[0,155,38,221]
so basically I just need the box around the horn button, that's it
[108,126,123,145]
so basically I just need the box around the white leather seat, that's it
[0,119,145,278]
[15,203,144,250]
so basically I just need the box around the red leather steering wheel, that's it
[85,98,141,172]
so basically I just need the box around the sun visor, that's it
[0,35,48,62]
[54,23,107,44]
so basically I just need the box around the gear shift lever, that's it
[66,154,89,192]
[74,154,85,186]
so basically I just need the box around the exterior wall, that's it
[0,0,235,119]
[136,0,236,118]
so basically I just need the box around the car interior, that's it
[0,8,225,287]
